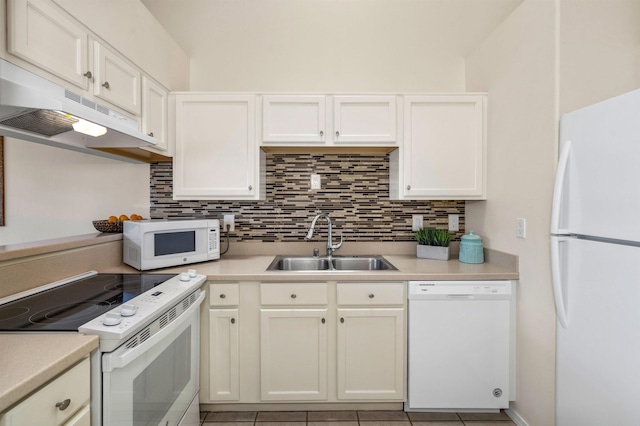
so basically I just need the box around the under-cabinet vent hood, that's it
[0,59,157,153]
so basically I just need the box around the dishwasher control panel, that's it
[408,281,512,299]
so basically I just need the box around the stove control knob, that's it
[103,312,122,326]
[120,304,138,317]
[188,269,197,278]
[180,272,190,282]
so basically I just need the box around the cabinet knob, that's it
[248,185,253,191]
[219,294,226,299]
[406,185,411,190]
[231,318,236,324]
[319,130,324,137]
[83,71,92,79]
[336,131,340,137]
[290,294,297,299]
[340,317,344,323]
[321,318,326,324]
[55,399,71,411]
[102,81,110,89]
[148,132,154,137]
[369,293,375,299]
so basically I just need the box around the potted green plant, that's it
[415,227,452,260]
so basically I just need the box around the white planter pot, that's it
[416,245,450,261]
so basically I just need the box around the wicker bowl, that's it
[92,220,124,233]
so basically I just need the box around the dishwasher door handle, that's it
[446,295,475,299]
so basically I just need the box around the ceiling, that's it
[141,0,524,58]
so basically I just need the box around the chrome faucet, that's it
[305,213,343,257]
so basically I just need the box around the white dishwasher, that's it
[406,280,514,412]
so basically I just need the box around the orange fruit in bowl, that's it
[108,216,118,223]
[130,214,142,220]
[119,214,130,222]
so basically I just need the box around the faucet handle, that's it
[312,248,320,257]
[331,233,344,251]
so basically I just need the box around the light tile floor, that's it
[200,410,516,425]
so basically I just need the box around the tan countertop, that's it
[102,253,519,281]
[0,334,98,413]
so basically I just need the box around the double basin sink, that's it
[267,255,397,272]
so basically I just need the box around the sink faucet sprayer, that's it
[305,213,343,257]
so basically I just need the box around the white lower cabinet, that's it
[337,308,404,400]
[0,357,90,426]
[208,283,240,402]
[336,282,406,400]
[260,309,329,400]
[202,281,405,406]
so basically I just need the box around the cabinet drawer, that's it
[260,283,328,305]
[210,283,239,306]
[0,357,90,426]
[337,282,405,306]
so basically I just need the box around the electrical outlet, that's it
[311,174,321,190]
[516,218,526,238]
[448,214,460,231]
[223,214,235,232]
[412,215,424,231]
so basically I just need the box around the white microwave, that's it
[123,219,220,270]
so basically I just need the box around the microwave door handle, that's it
[102,291,205,372]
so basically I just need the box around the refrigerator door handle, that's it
[550,236,569,328]
[550,140,572,234]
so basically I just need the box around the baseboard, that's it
[505,408,529,426]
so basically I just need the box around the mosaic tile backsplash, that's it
[150,153,465,243]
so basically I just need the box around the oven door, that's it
[101,291,205,426]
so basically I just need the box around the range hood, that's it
[0,58,157,156]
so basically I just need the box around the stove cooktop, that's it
[0,273,177,332]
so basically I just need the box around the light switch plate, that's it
[516,218,526,238]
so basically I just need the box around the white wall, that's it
[466,0,640,424]
[0,138,150,245]
[147,0,514,92]
[465,1,558,424]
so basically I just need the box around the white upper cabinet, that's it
[333,96,397,144]
[172,94,262,200]
[262,95,326,143]
[7,0,90,90]
[141,76,169,153]
[260,95,397,147]
[391,94,486,200]
[93,41,141,115]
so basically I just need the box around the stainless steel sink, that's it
[266,255,397,272]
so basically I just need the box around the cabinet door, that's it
[141,76,168,152]
[402,95,485,199]
[209,309,240,401]
[262,96,326,143]
[173,94,259,200]
[260,309,328,400]
[0,357,90,426]
[333,96,397,144]
[7,0,90,90]
[93,41,141,115]
[337,308,404,400]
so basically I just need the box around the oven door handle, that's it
[102,290,205,372]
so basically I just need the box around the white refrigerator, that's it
[551,89,640,425]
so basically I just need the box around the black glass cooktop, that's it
[0,273,176,332]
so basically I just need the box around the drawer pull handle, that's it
[219,294,226,299]
[340,317,344,323]
[290,294,297,299]
[369,293,375,298]
[231,318,236,324]
[56,399,71,411]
